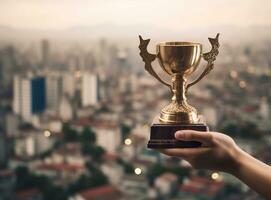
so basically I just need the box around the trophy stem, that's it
[159,73,198,124]
[172,73,187,104]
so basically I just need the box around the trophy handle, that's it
[186,33,220,91]
[138,35,172,89]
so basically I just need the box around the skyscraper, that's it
[0,45,17,88]
[13,75,46,122]
[59,95,73,121]
[81,73,99,107]
[63,72,76,97]
[46,75,63,111]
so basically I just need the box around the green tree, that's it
[120,123,132,140]
[168,167,191,183]
[90,169,108,187]
[15,166,67,200]
[39,149,53,159]
[81,126,96,144]
[81,143,93,155]
[68,174,91,195]
[43,184,67,200]
[62,123,78,142]
[221,123,238,137]
[117,158,134,174]
[240,121,258,138]
[15,166,34,190]
[92,146,105,162]
[81,144,105,162]
[68,171,108,195]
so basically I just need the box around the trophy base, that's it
[148,124,208,149]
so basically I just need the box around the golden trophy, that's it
[138,33,220,148]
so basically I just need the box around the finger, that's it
[175,130,214,146]
[159,148,210,158]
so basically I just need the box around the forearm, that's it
[232,148,271,199]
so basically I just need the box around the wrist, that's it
[229,145,247,176]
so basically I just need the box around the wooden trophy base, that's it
[148,122,209,149]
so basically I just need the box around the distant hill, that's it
[0,24,271,42]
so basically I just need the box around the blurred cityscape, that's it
[0,25,271,200]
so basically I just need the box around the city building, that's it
[35,163,86,187]
[46,75,63,112]
[13,75,46,122]
[59,95,73,121]
[73,118,121,153]
[62,72,76,97]
[15,127,52,157]
[120,174,149,200]
[46,143,85,165]
[81,73,99,107]
[0,45,17,88]
[178,176,225,200]
[69,185,122,200]
[5,113,20,137]
[101,154,124,185]
[154,173,178,198]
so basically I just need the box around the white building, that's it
[13,75,32,120]
[59,95,73,121]
[15,131,52,157]
[120,175,149,200]
[13,75,46,122]
[81,73,99,107]
[73,119,121,153]
[62,73,76,97]
[94,124,121,153]
[13,75,21,115]
[101,162,124,185]
[154,173,178,197]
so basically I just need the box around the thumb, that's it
[175,130,214,146]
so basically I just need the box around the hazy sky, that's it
[0,0,270,30]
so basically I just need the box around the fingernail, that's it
[175,131,185,138]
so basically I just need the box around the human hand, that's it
[159,130,242,174]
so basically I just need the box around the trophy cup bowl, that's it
[157,42,202,76]
[138,34,220,149]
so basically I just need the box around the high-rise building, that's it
[46,75,63,111]
[41,39,50,68]
[13,75,21,115]
[81,73,99,107]
[0,45,17,88]
[59,95,73,121]
[63,73,76,97]
[13,75,46,122]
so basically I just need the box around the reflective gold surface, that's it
[138,34,220,124]
[157,42,202,76]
